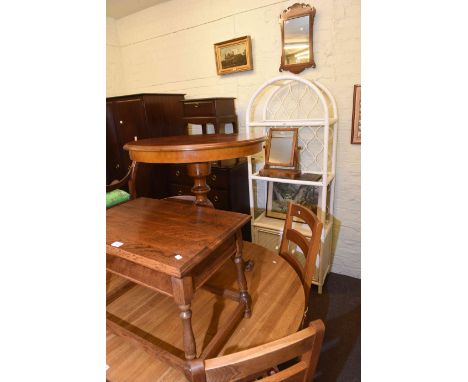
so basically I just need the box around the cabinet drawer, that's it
[183,101,215,117]
[207,169,229,189]
[168,165,192,185]
[208,189,229,210]
[169,165,230,189]
[168,184,230,210]
[253,227,281,253]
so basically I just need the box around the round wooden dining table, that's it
[123,134,265,206]
[106,242,305,382]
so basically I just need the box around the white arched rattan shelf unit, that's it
[245,75,338,293]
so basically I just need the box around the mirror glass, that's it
[269,130,295,165]
[283,16,309,65]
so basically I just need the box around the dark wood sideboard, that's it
[106,93,185,197]
[167,159,251,241]
[181,97,238,134]
[106,94,252,240]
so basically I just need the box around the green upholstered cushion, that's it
[106,189,131,208]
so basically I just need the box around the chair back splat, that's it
[106,161,139,209]
[106,161,139,197]
[279,202,323,322]
[190,320,325,382]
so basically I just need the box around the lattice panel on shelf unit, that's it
[265,81,325,120]
[247,79,335,175]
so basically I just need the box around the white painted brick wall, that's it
[106,0,361,278]
[106,17,125,97]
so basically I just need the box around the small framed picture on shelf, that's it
[266,182,318,221]
[351,84,361,144]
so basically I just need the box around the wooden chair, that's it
[279,202,323,326]
[106,162,140,316]
[106,161,138,208]
[189,320,324,382]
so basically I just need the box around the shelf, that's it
[253,211,332,239]
[246,76,338,293]
[248,118,337,127]
[250,172,335,186]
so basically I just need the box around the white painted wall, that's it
[106,0,361,278]
[106,17,125,96]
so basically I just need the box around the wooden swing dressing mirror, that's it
[259,128,301,179]
[279,3,316,74]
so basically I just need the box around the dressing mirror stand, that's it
[259,128,301,179]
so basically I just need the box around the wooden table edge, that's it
[123,135,265,153]
[106,215,251,278]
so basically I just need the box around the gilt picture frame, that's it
[351,84,361,144]
[214,35,253,75]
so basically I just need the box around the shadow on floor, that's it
[308,273,361,382]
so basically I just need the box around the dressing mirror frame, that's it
[259,128,301,179]
[279,3,316,74]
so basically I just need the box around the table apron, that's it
[106,255,173,297]
[106,231,239,297]
[191,234,237,291]
[128,142,263,164]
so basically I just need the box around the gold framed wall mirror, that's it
[259,128,301,179]
[279,3,316,74]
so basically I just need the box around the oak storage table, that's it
[106,198,253,378]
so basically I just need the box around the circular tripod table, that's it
[123,134,265,206]
[106,242,305,382]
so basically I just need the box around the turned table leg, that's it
[172,277,197,360]
[186,162,212,207]
[233,230,252,318]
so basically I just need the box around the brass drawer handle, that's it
[213,195,219,202]
[177,189,183,195]
[211,174,217,181]
[186,101,210,106]
[175,170,181,177]
[115,164,120,169]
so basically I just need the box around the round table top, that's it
[123,134,265,164]
[106,242,305,382]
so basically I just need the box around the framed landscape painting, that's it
[214,36,253,75]
[351,84,361,144]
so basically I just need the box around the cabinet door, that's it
[143,94,186,137]
[113,98,148,167]
[254,227,280,253]
[106,102,124,183]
